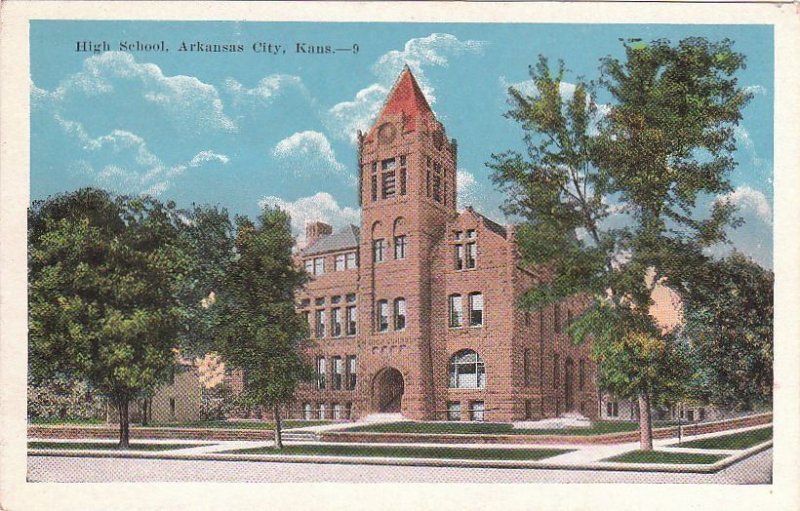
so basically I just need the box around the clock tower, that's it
[355,66,458,419]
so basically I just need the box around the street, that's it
[27,448,771,484]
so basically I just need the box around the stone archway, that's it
[372,367,404,413]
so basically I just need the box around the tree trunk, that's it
[140,398,149,426]
[638,390,653,451]
[273,404,283,450]
[118,399,130,450]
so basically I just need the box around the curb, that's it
[27,440,772,474]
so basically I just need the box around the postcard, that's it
[1,2,799,510]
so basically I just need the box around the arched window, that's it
[448,349,486,389]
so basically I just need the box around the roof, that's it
[301,224,360,256]
[366,66,434,142]
[465,207,508,238]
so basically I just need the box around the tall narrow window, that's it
[304,259,314,274]
[318,403,327,420]
[332,402,342,420]
[382,171,396,199]
[371,175,378,202]
[432,162,442,203]
[346,305,357,336]
[400,168,407,195]
[314,257,325,275]
[454,244,464,270]
[470,401,485,422]
[466,242,477,269]
[394,298,406,330]
[335,254,346,271]
[347,355,357,390]
[332,308,342,337]
[447,401,461,421]
[523,348,531,386]
[346,252,357,269]
[316,357,326,390]
[372,239,385,263]
[303,402,313,420]
[468,293,483,327]
[332,356,343,390]
[448,294,463,327]
[394,235,407,260]
[377,300,389,332]
[315,309,326,338]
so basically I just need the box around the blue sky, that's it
[30,21,773,267]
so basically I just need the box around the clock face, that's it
[433,130,444,150]
[377,122,397,144]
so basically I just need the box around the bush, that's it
[28,376,107,421]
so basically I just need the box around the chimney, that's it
[305,221,332,247]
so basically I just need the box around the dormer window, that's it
[314,257,325,275]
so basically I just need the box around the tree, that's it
[679,252,773,410]
[29,188,187,448]
[489,38,752,449]
[214,206,312,449]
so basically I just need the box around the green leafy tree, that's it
[29,188,188,448]
[214,206,312,449]
[678,252,773,410]
[489,38,752,449]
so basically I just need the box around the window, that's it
[523,349,531,386]
[304,259,314,273]
[394,298,406,330]
[314,257,325,275]
[400,155,406,166]
[347,355,357,390]
[345,402,353,419]
[466,242,476,269]
[468,293,483,327]
[454,231,463,241]
[699,408,706,421]
[382,171,396,199]
[377,300,389,332]
[447,401,461,421]
[332,402,343,420]
[331,295,341,305]
[394,235,407,260]
[335,254,346,271]
[467,229,476,239]
[299,298,311,308]
[400,168,407,195]
[432,162,442,202]
[448,349,486,389]
[316,357,326,390]
[373,239,385,263]
[371,175,378,202]
[332,356,343,390]
[687,410,695,422]
[454,244,464,270]
[332,308,342,337]
[448,295,463,327]
[345,306,357,336]
[525,399,532,420]
[315,297,325,306]
[607,401,619,417]
[470,401,485,422]
[382,158,396,171]
[554,304,562,334]
[346,252,357,269]
[346,293,356,303]
[579,359,586,390]
[318,403,326,420]
[371,162,378,173]
[315,309,326,338]
[303,402,313,420]
[553,354,560,389]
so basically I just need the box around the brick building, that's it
[293,67,599,422]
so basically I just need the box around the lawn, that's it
[341,421,677,436]
[224,444,572,461]
[603,450,726,464]
[29,417,105,425]
[149,420,331,430]
[28,441,202,451]
[671,427,772,450]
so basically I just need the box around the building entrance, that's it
[372,367,404,413]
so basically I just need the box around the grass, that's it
[671,427,772,450]
[29,417,105,425]
[341,420,678,436]
[149,420,330,430]
[603,450,727,464]
[224,444,572,461]
[28,441,201,451]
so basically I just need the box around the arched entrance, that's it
[372,367,404,413]
[564,358,576,412]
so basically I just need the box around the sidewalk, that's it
[28,423,772,474]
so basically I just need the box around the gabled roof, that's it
[464,206,508,238]
[301,224,360,256]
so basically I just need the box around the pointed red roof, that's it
[372,66,433,135]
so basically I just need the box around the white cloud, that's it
[456,168,478,210]
[743,84,767,96]
[326,33,485,144]
[271,131,349,180]
[716,185,772,224]
[499,76,577,102]
[35,52,236,133]
[188,150,230,167]
[259,192,361,244]
[224,74,306,106]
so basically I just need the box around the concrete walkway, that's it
[28,423,772,473]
